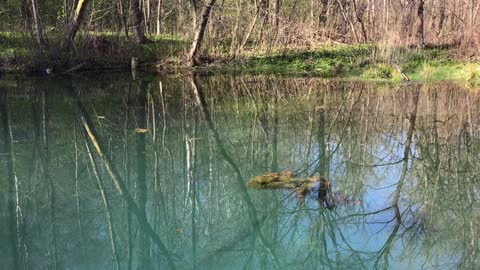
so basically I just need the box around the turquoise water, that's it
[0,74,479,269]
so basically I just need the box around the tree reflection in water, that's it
[0,74,479,269]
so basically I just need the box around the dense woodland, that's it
[1,0,480,64]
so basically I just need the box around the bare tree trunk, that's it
[20,0,32,31]
[319,0,328,26]
[156,0,163,34]
[273,0,280,32]
[257,0,269,42]
[437,0,445,37]
[238,12,258,54]
[352,0,367,43]
[188,0,217,66]
[131,0,150,43]
[144,0,151,34]
[368,0,375,38]
[417,0,425,47]
[176,0,184,32]
[259,0,269,26]
[64,0,90,49]
[336,0,359,43]
[190,0,200,33]
[229,0,241,56]
[118,0,129,38]
[402,0,415,39]
[31,0,44,45]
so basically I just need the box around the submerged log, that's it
[248,171,360,208]
[248,171,331,205]
[247,170,306,189]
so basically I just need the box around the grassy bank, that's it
[0,31,189,73]
[1,32,479,83]
[218,45,480,83]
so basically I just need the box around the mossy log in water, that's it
[248,170,305,189]
[248,171,330,204]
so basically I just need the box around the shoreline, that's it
[1,33,478,83]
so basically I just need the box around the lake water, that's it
[1,73,479,269]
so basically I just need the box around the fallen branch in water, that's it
[62,62,86,74]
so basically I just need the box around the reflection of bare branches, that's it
[392,90,419,209]
[345,158,404,168]
[190,76,281,268]
[83,130,121,270]
[4,75,480,269]
[70,90,177,270]
[370,88,419,268]
[336,206,393,222]
[0,94,22,269]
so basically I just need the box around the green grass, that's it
[1,31,479,84]
[0,31,189,73]
[224,44,374,76]
[218,44,479,83]
[0,32,33,65]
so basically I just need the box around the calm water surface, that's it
[1,73,479,269]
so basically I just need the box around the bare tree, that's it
[156,0,163,34]
[188,0,217,66]
[417,0,425,47]
[273,0,280,32]
[352,0,368,42]
[31,0,43,45]
[190,0,200,32]
[64,0,90,49]
[131,0,150,43]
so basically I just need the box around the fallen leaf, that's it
[134,128,150,133]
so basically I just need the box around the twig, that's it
[62,62,86,74]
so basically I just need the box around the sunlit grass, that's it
[0,31,479,83]
[224,44,480,83]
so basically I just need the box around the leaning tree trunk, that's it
[131,0,150,43]
[64,0,90,50]
[188,0,217,66]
